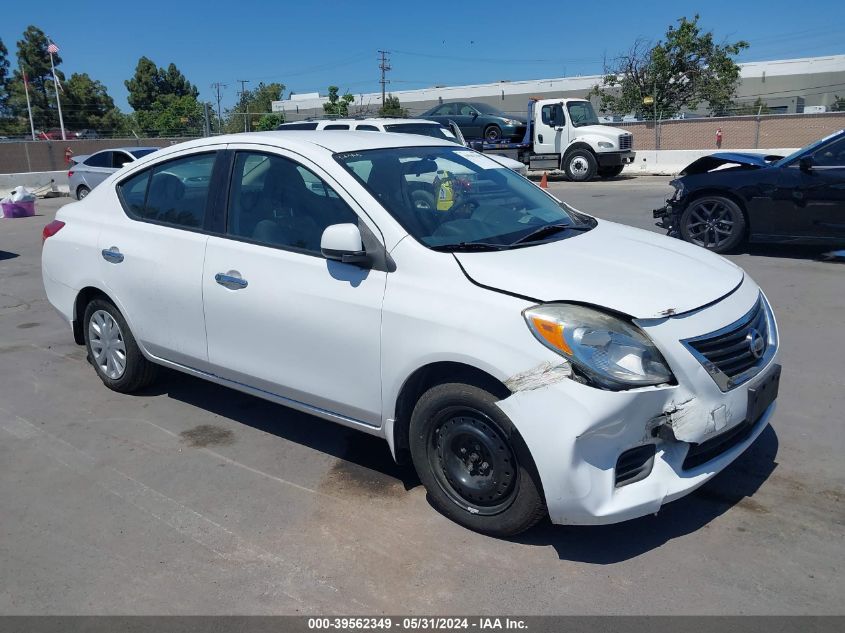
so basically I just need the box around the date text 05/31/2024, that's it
[307,618,528,630]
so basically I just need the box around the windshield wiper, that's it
[510,223,575,246]
[430,241,506,252]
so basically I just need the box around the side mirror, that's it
[799,155,814,172]
[321,223,370,266]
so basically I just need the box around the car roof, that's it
[281,118,443,128]
[161,131,456,155]
[89,146,159,155]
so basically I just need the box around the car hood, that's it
[454,220,743,319]
[681,152,783,175]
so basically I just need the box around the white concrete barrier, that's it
[0,171,69,197]
[622,148,798,176]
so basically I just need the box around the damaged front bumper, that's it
[653,201,678,234]
[496,278,780,525]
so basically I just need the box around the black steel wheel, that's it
[679,195,746,253]
[409,383,546,536]
[484,125,502,142]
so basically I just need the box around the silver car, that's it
[69,147,159,199]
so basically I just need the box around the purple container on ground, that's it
[1,200,36,218]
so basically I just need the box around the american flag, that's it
[47,42,59,54]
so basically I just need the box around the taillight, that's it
[42,220,65,244]
[67,170,74,177]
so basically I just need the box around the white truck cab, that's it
[476,98,635,181]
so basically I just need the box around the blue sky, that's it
[2,0,843,112]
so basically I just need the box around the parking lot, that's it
[1,175,843,615]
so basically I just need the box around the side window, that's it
[459,104,475,116]
[117,152,215,229]
[541,104,564,126]
[813,137,845,167]
[434,104,455,116]
[541,105,554,125]
[85,152,112,168]
[112,152,133,169]
[356,124,379,131]
[227,152,358,254]
[323,124,350,130]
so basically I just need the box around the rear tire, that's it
[76,185,90,200]
[597,165,624,179]
[409,383,546,536]
[83,298,157,393]
[563,149,597,182]
[679,195,746,253]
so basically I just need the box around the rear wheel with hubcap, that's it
[484,125,502,142]
[84,298,157,393]
[409,383,546,536]
[76,185,90,200]
[679,195,746,253]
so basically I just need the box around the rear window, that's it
[84,152,112,168]
[385,123,455,141]
[278,122,318,130]
[129,148,158,159]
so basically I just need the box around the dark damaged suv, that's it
[654,129,845,253]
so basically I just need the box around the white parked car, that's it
[278,117,528,176]
[42,131,780,535]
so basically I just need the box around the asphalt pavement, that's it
[0,177,842,614]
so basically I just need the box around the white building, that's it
[271,54,845,120]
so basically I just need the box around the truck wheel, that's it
[679,196,747,253]
[563,150,597,182]
[484,125,502,142]
[409,383,547,536]
[597,165,624,179]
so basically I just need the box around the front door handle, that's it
[101,247,124,263]
[215,271,248,290]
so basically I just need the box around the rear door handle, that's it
[215,271,248,289]
[101,247,124,263]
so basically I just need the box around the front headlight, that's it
[523,303,673,389]
[597,141,614,149]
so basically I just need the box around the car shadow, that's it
[138,368,421,490]
[742,243,845,262]
[508,424,779,563]
[0,250,20,261]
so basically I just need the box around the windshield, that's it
[385,123,457,142]
[335,146,595,250]
[130,148,158,159]
[567,101,600,127]
[774,130,844,167]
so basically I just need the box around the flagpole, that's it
[47,40,66,141]
[20,62,37,141]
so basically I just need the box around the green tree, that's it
[62,73,124,131]
[255,113,284,131]
[589,15,749,118]
[7,25,66,130]
[322,86,354,117]
[223,82,285,133]
[125,57,201,136]
[379,94,407,117]
[0,38,9,113]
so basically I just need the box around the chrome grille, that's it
[618,134,633,150]
[682,295,776,391]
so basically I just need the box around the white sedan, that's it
[42,131,780,535]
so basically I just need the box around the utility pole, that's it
[203,102,211,137]
[237,79,251,132]
[378,50,391,107]
[211,82,227,134]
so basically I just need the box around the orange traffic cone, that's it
[539,172,549,189]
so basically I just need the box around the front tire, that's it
[83,298,157,393]
[563,149,597,182]
[679,195,746,253]
[76,185,90,200]
[409,383,546,536]
[484,125,502,142]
